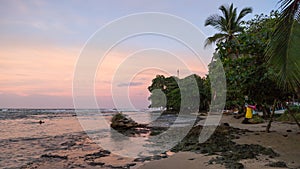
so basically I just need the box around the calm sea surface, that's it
[0,109,197,168]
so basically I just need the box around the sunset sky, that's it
[0,0,278,109]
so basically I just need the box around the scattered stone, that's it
[235,136,240,139]
[286,130,292,132]
[133,158,146,162]
[126,163,136,167]
[88,161,105,166]
[61,141,76,148]
[106,164,125,169]
[84,150,111,160]
[266,161,288,168]
[171,125,278,169]
[41,154,68,160]
[225,162,244,169]
[223,123,230,127]
[282,134,288,137]
[188,158,195,160]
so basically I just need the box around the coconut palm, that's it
[204,3,252,58]
[266,0,300,131]
[266,0,300,91]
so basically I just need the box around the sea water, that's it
[0,109,197,168]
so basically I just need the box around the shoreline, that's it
[2,113,299,169]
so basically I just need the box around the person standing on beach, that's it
[242,103,256,124]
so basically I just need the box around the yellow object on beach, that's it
[245,107,253,119]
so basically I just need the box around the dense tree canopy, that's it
[148,74,210,112]
[148,2,299,119]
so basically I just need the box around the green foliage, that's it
[250,115,265,124]
[217,11,279,60]
[209,10,294,113]
[265,0,300,91]
[148,74,210,112]
[205,3,252,59]
[221,56,292,110]
[277,106,300,122]
[148,3,300,115]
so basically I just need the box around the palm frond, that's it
[278,0,295,11]
[266,0,300,90]
[205,14,221,26]
[219,4,230,23]
[204,3,252,51]
[237,7,253,23]
[204,33,227,47]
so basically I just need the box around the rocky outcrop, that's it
[111,113,139,129]
[110,113,149,137]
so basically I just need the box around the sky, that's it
[0,0,279,109]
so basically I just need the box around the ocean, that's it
[0,109,197,168]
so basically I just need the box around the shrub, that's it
[277,106,300,122]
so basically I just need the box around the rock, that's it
[126,163,136,167]
[41,154,68,160]
[133,158,146,162]
[111,113,139,129]
[84,150,111,160]
[286,129,292,132]
[225,162,244,169]
[223,123,230,127]
[110,113,152,137]
[61,141,76,148]
[88,162,105,166]
[266,161,287,168]
[171,125,278,169]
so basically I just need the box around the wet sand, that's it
[1,113,299,169]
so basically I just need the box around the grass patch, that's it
[249,115,265,124]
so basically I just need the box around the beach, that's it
[0,109,299,169]
[139,115,300,169]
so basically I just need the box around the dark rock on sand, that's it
[133,158,146,162]
[222,122,230,127]
[41,154,68,160]
[171,125,279,169]
[61,141,76,148]
[111,113,139,129]
[84,150,111,160]
[133,153,169,163]
[266,161,288,168]
[88,161,105,166]
[111,113,150,137]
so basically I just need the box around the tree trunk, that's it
[296,86,300,100]
[262,105,270,119]
[266,99,277,133]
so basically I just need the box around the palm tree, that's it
[266,0,300,91]
[204,3,252,58]
[265,0,300,132]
